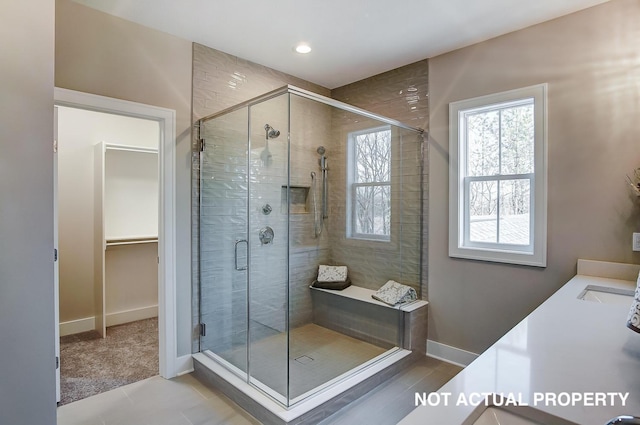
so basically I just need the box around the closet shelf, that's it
[106,236,158,247]
[105,144,158,154]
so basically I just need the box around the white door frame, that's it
[53,106,61,402]
[54,87,178,379]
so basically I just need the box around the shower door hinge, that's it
[199,139,206,152]
[54,249,58,262]
[55,356,59,370]
[199,323,206,337]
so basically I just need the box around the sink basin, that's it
[462,395,579,425]
[578,285,635,306]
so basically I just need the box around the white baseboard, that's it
[426,339,478,367]
[61,306,159,336]
[106,305,158,327]
[175,354,194,376]
[60,316,95,337]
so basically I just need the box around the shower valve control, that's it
[259,226,274,245]
[261,204,272,215]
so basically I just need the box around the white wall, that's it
[0,0,56,424]
[105,149,159,240]
[57,106,159,324]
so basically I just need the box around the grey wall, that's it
[0,0,56,424]
[428,0,640,354]
[55,0,193,356]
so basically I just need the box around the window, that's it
[347,126,392,241]
[449,84,547,266]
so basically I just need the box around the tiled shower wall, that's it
[192,43,330,353]
[325,114,424,293]
[192,42,429,353]
[331,60,429,298]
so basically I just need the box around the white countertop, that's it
[399,260,640,425]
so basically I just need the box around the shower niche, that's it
[282,185,309,214]
[194,85,424,419]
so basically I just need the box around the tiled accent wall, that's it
[192,44,330,119]
[192,43,331,353]
[330,60,429,129]
[325,112,423,293]
[311,290,401,348]
[288,94,333,327]
[192,43,429,355]
[198,108,249,359]
[331,60,429,298]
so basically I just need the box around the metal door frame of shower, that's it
[197,85,425,134]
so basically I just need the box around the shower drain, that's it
[294,355,314,365]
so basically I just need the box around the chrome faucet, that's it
[606,416,640,425]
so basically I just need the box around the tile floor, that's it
[220,323,389,400]
[57,356,462,425]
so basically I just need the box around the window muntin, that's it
[348,126,391,241]
[449,84,547,267]
[463,99,534,250]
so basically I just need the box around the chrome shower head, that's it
[264,124,280,139]
[317,146,326,155]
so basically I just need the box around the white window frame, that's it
[449,84,547,267]
[347,125,392,242]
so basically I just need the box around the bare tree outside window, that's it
[349,127,391,240]
[465,101,534,245]
[450,84,547,267]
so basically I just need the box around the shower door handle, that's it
[234,239,248,271]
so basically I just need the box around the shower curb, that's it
[192,350,420,425]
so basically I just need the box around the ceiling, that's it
[75,0,609,89]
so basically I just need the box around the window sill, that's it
[449,245,546,268]
[342,235,397,251]
[347,235,391,243]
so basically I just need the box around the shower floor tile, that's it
[219,323,388,400]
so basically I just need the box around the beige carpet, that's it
[59,318,159,405]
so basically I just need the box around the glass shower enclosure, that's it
[196,86,423,407]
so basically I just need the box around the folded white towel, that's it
[627,272,640,334]
[372,280,417,306]
[318,265,348,283]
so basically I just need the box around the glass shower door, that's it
[199,107,250,377]
[246,93,290,404]
[199,92,291,404]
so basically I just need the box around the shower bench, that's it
[309,285,428,354]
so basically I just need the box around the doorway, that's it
[53,88,178,404]
[56,106,160,404]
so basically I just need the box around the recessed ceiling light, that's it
[295,44,311,54]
